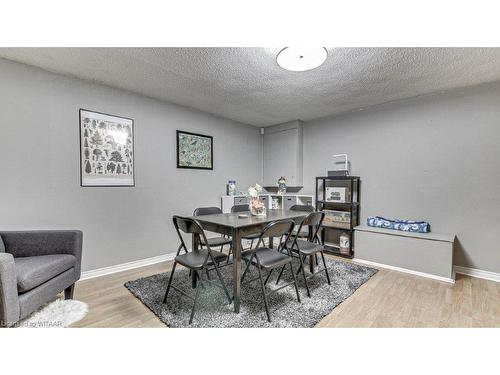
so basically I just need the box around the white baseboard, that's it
[352,258,455,284]
[454,266,500,283]
[78,254,499,285]
[80,253,175,281]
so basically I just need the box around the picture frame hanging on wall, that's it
[176,130,213,170]
[79,109,135,187]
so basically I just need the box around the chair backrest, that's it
[231,204,250,213]
[290,204,315,213]
[193,206,222,216]
[255,220,295,250]
[301,211,324,227]
[173,215,205,235]
[294,211,325,244]
[172,215,210,255]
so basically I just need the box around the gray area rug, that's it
[125,258,377,328]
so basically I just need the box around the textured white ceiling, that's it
[2,47,500,126]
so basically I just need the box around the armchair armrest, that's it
[0,252,20,327]
[0,230,83,278]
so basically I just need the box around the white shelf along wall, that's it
[221,194,314,213]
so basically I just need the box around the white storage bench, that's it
[354,225,455,283]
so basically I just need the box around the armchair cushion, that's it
[14,254,76,293]
[0,230,83,278]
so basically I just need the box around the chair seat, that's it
[201,236,232,247]
[242,247,291,269]
[286,239,323,255]
[14,254,76,293]
[175,249,227,270]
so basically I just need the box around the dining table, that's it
[190,209,311,313]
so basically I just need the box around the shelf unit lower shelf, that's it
[322,225,354,231]
[323,244,354,259]
[316,201,360,207]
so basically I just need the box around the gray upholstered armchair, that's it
[0,230,83,327]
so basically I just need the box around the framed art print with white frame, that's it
[79,109,135,187]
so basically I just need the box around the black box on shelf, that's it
[327,170,349,177]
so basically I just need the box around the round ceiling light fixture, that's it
[276,47,328,72]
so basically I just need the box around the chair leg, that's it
[264,269,273,285]
[212,262,232,304]
[189,282,202,325]
[163,262,177,303]
[299,254,311,297]
[240,256,253,283]
[289,262,301,303]
[191,271,199,289]
[275,264,286,285]
[197,272,205,289]
[320,251,331,285]
[64,284,75,300]
[226,243,233,264]
[296,258,303,275]
[257,265,271,322]
[205,268,211,280]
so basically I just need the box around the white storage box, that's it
[323,209,351,229]
[325,187,348,203]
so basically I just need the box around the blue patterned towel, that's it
[367,216,430,233]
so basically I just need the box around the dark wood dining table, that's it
[190,209,309,313]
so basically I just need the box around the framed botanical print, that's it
[79,109,135,187]
[176,130,213,170]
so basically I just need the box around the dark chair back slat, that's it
[173,216,205,235]
[261,220,295,239]
[290,204,315,213]
[193,207,227,242]
[293,211,325,244]
[172,216,211,258]
[193,207,222,216]
[255,220,295,249]
[302,211,324,227]
[231,204,250,213]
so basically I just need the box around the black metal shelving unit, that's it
[315,176,360,259]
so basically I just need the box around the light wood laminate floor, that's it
[71,257,500,328]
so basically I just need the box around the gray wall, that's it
[2,55,499,275]
[0,58,262,272]
[303,82,500,273]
